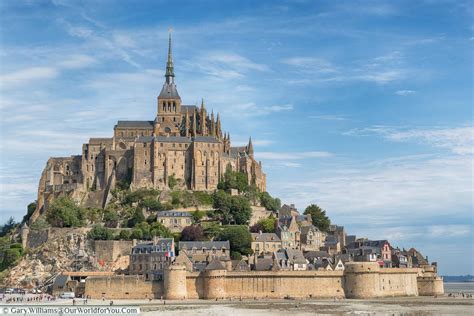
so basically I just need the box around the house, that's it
[345,239,392,267]
[157,211,192,233]
[327,225,347,248]
[274,248,307,271]
[303,250,330,263]
[232,259,250,272]
[300,225,325,251]
[276,217,301,249]
[407,248,429,268]
[129,237,175,280]
[392,248,409,268]
[295,214,312,227]
[178,241,230,271]
[251,232,282,255]
[321,235,340,255]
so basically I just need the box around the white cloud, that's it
[346,125,474,155]
[282,57,338,74]
[395,89,416,96]
[58,54,97,69]
[185,52,269,80]
[0,67,58,88]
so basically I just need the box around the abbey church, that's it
[32,33,266,218]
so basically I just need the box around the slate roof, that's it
[251,233,281,242]
[285,249,307,264]
[158,83,181,99]
[181,105,198,113]
[179,241,230,250]
[132,238,174,254]
[304,251,330,261]
[300,225,319,236]
[115,121,154,128]
[205,258,226,270]
[254,258,273,271]
[193,136,220,143]
[157,211,192,217]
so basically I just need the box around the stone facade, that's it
[157,211,192,233]
[129,238,175,280]
[30,32,266,223]
[84,262,443,300]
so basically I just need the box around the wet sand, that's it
[3,296,472,316]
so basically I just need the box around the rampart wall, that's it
[93,240,134,263]
[84,262,440,300]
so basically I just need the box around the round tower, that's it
[204,269,227,299]
[344,262,381,298]
[20,223,29,249]
[164,264,187,300]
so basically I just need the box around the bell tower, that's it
[155,29,182,136]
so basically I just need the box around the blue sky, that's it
[0,0,472,275]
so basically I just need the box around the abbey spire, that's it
[165,29,175,84]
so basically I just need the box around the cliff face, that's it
[4,228,96,288]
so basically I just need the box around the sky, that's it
[0,0,472,275]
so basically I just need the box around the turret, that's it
[200,99,207,135]
[211,110,215,136]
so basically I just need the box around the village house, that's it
[156,211,192,233]
[178,241,230,271]
[274,248,308,271]
[300,225,325,251]
[251,232,282,255]
[129,237,175,280]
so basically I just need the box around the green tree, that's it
[118,229,132,240]
[180,225,205,241]
[250,217,276,233]
[259,192,281,212]
[127,208,145,228]
[87,225,113,240]
[140,198,164,212]
[168,174,178,190]
[229,196,252,225]
[131,227,143,239]
[217,167,249,193]
[103,208,119,228]
[304,204,331,232]
[46,197,85,228]
[149,222,173,238]
[0,217,17,237]
[84,208,102,224]
[216,226,252,258]
[192,210,205,223]
[0,247,22,271]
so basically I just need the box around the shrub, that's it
[87,225,113,240]
[192,210,205,223]
[117,230,132,240]
[193,191,213,206]
[180,225,205,241]
[168,174,177,190]
[46,197,85,228]
[259,192,281,212]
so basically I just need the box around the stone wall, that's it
[93,240,134,263]
[85,265,437,300]
[27,229,50,249]
[84,275,163,299]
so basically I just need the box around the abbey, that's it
[31,33,266,219]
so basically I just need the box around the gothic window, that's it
[173,102,176,112]
[165,127,171,133]
[168,102,171,111]
[163,103,166,111]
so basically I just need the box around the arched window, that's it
[173,102,176,112]
[163,103,166,111]
[168,102,171,111]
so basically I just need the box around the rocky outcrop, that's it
[4,228,97,288]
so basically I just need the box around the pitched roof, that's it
[251,233,281,242]
[53,275,69,287]
[194,136,220,143]
[304,251,330,261]
[255,258,273,271]
[205,258,226,270]
[181,105,198,113]
[300,225,320,235]
[115,121,154,128]
[179,241,230,250]
[158,82,181,99]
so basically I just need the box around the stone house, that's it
[129,237,175,280]
[274,248,307,271]
[300,225,325,251]
[321,235,340,255]
[328,225,347,249]
[392,248,409,268]
[251,232,282,255]
[277,217,301,249]
[157,211,192,233]
[178,241,230,271]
